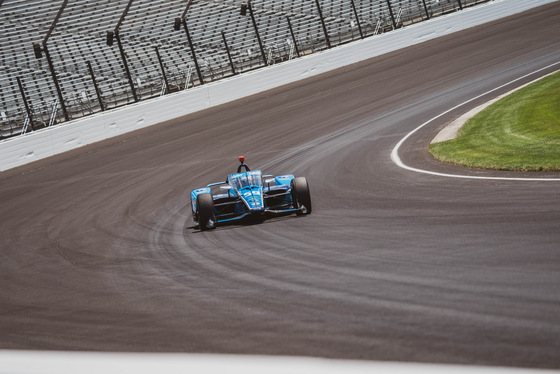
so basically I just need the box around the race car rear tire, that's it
[197,193,216,230]
[291,177,312,215]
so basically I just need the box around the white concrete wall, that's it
[0,0,556,171]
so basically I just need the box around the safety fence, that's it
[0,0,490,139]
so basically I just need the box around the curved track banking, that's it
[392,63,560,181]
[1,2,560,369]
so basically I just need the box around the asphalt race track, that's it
[1,2,560,369]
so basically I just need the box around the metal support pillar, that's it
[42,44,68,121]
[385,0,397,29]
[221,31,236,75]
[350,0,363,39]
[87,61,104,111]
[315,0,331,48]
[36,0,69,121]
[286,17,300,58]
[181,18,204,85]
[247,1,267,65]
[420,0,430,19]
[175,1,203,85]
[16,77,35,131]
[115,32,138,102]
[154,46,170,94]
[109,0,138,101]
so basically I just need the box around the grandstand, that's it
[0,0,489,139]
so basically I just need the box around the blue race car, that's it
[190,156,312,230]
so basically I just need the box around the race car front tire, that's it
[291,177,312,215]
[191,198,198,225]
[197,193,216,230]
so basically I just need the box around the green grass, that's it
[429,71,560,171]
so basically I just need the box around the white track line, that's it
[391,61,560,181]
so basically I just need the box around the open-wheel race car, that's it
[190,156,312,230]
